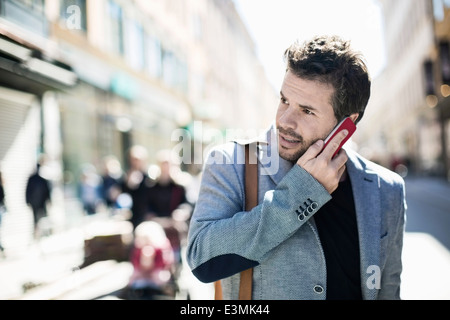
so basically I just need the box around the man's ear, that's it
[349,113,359,124]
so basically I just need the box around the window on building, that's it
[161,48,188,94]
[0,0,47,36]
[124,18,145,71]
[162,49,176,88]
[433,0,450,21]
[192,14,203,41]
[60,0,87,32]
[14,0,44,13]
[176,58,188,94]
[146,34,163,79]
[108,0,124,56]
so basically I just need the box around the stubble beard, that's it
[277,126,309,163]
[279,145,308,163]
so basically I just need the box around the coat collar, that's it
[258,125,294,184]
[235,123,294,184]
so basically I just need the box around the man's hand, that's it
[296,130,349,194]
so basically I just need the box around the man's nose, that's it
[278,107,298,130]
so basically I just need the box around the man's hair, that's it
[284,35,371,124]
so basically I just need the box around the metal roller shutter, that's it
[0,86,40,252]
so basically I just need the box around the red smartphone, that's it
[323,117,356,158]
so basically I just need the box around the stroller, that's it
[124,220,179,299]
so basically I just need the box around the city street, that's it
[1,0,450,305]
[403,176,450,250]
[0,176,449,300]
[400,175,450,300]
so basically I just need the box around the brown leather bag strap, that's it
[245,143,259,211]
[215,143,258,300]
[239,143,258,300]
[214,280,223,300]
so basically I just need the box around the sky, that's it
[233,0,386,91]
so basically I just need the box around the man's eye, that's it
[280,97,289,105]
[303,109,314,116]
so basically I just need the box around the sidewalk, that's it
[1,188,450,300]
[2,229,449,300]
[0,213,135,300]
[0,228,86,300]
[401,232,450,300]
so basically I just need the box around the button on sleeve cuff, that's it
[272,164,332,223]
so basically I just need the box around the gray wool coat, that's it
[187,126,407,300]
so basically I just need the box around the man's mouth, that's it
[279,133,302,148]
[281,135,301,143]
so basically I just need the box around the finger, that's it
[332,149,348,167]
[336,164,347,181]
[321,129,349,160]
[297,140,324,166]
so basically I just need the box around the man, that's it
[26,162,52,239]
[147,150,188,219]
[0,171,5,253]
[147,150,191,269]
[186,35,407,300]
[122,145,152,229]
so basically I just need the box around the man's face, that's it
[276,70,338,162]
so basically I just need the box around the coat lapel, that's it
[346,149,381,300]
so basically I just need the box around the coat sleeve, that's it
[186,143,332,283]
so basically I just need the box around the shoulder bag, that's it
[214,143,258,300]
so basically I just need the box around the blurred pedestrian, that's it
[122,145,152,229]
[0,171,6,254]
[147,150,189,219]
[78,163,102,215]
[25,161,52,239]
[101,155,124,212]
[187,35,407,300]
[147,150,192,266]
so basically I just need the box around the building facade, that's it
[353,0,447,177]
[430,0,450,179]
[0,0,277,250]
